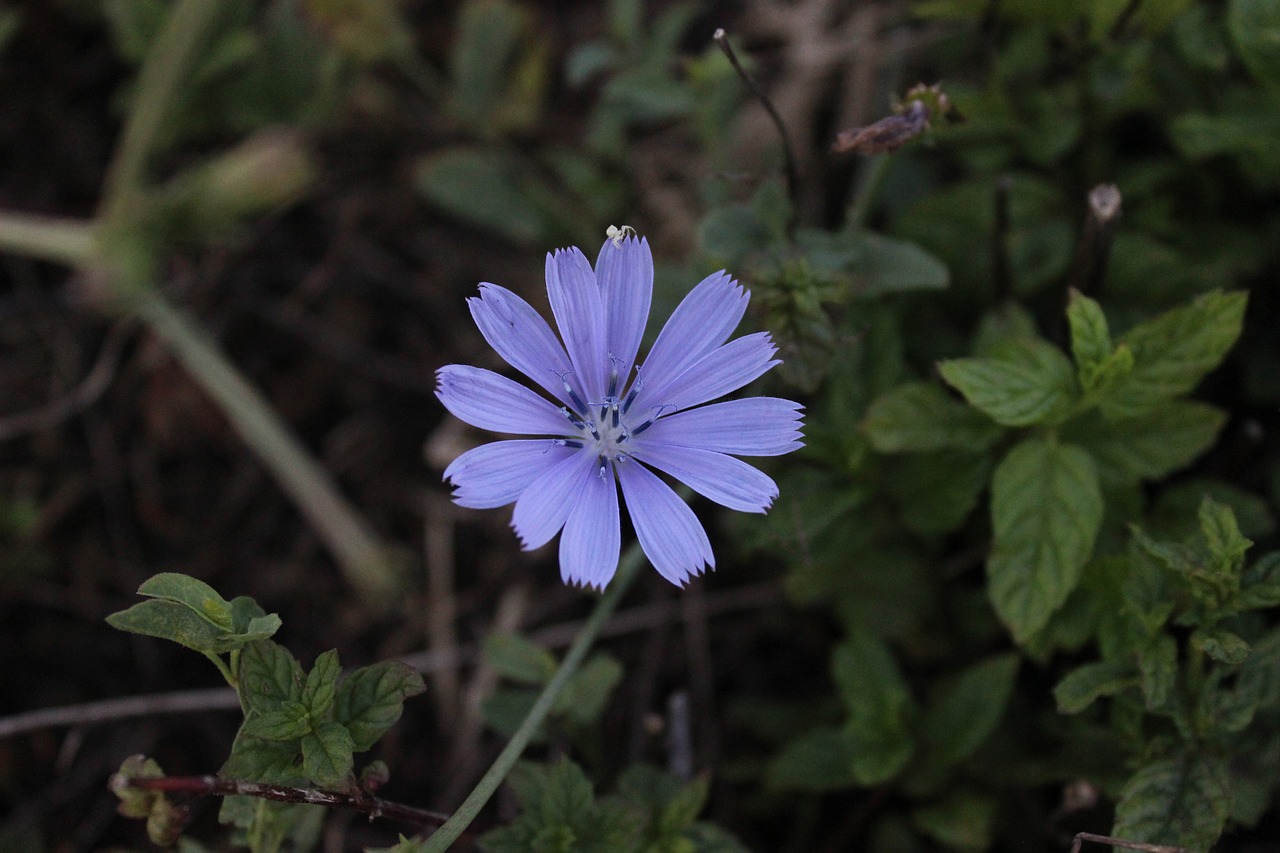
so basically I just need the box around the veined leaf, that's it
[922,654,1019,767]
[334,660,426,752]
[1062,401,1226,486]
[832,630,916,784]
[863,382,1003,452]
[1066,289,1112,376]
[939,339,1077,426]
[302,721,355,787]
[989,439,1103,642]
[1054,660,1139,714]
[1113,753,1231,850]
[237,640,304,716]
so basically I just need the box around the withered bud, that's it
[832,100,930,155]
[1088,183,1122,226]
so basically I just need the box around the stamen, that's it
[621,365,644,415]
[561,407,586,430]
[555,370,589,416]
[629,404,670,437]
[597,456,608,481]
[546,438,585,452]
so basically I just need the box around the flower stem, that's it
[133,293,403,605]
[0,211,93,266]
[421,543,647,852]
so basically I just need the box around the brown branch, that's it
[1071,832,1193,853]
[117,775,451,829]
[1069,183,1122,295]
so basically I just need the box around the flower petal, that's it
[617,461,714,586]
[634,271,748,396]
[595,236,653,385]
[443,439,577,509]
[436,365,572,435]
[559,463,621,589]
[511,449,596,550]
[641,332,779,413]
[468,283,574,405]
[637,397,804,456]
[546,247,607,402]
[631,444,778,513]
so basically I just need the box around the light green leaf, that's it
[939,339,1077,426]
[301,721,355,787]
[1062,401,1226,486]
[220,730,307,785]
[765,728,858,792]
[237,640,304,716]
[1229,0,1280,90]
[538,759,595,830]
[1195,628,1251,665]
[832,630,917,785]
[1054,660,1138,714]
[922,654,1019,768]
[484,633,557,685]
[1200,496,1252,571]
[1113,754,1231,850]
[1098,290,1247,419]
[241,703,311,741]
[106,600,233,656]
[135,573,234,629]
[989,439,1104,642]
[863,383,1003,453]
[303,649,341,720]
[1066,289,1112,374]
[333,660,426,752]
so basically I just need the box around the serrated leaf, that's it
[1098,290,1247,419]
[832,630,916,785]
[1113,754,1231,850]
[241,702,311,741]
[922,654,1019,768]
[220,730,307,785]
[1229,0,1280,90]
[1236,552,1280,611]
[485,633,557,685]
[237,640,303,715]
[1054,660,1139,713]
[1067,289,1112,374]
[1138,634,1178,710]
[863,382,1003,452]
[939,339,1077,426]
[1238,627,1280,709]
[765,727,859,792]
[1200,496,1252,570]
[304,649,341,720]
[333,660,426,752]
[302,721,354,787]
[1196,628,1251,665]
[136,572,235,629]
[538,759,595,829]
[1062,401,1226,486]
[989,439,1104,642]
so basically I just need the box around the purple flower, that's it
[436,234,803,589]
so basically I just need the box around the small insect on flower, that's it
[606,224,636,246]
[435,231,804,589]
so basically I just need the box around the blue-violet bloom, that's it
[436,234,803,589]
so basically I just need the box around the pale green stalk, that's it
[0,212,93,266]
[133,294,400,603]
[421,544,648,852]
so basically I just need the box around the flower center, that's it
[552,367,661,474]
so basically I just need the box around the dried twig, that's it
[1071,831,1193,853]
[1069,183,1122,294]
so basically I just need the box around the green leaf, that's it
[136,572,234,629]
[241,702,312,741]
[1098,291,1248,419]
[939,339,1077,426]
[832,630,916,784]
[237,640,304,716]
[660,775,710,835]
[302,721,354,787]
[538,759,595,831]
[555,653,623,726]
[414,148,549,245]
[1201,496,1252,570]
[303,649,341,720]
[1066,289,1112,376]
[854,232,949,296]
[1113,753,1231,850]
[765,727,858,792]
[922,654,1019,768]
[1236,552,1280,611]
[911,792,997,852]
[1138,634,1178,710]
[229,595,280,637]
[333,660,426,752]
[1229,0,1280,90]
[485,633,557,685]
[1061,402,1227,486]
[863,382,1003,453]
[989,439,1104,642]
[220,730,307,785]
[106,600,234,656]
[1195,628,1251,665]
[1054,660,1138,714]
[1237,626,1280,709]
[884,450,992,536]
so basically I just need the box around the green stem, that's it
[0,211,94,266]
[849,154,892,229]
[133,293,402,605]
[98,0,222,224]
[421,544,648,852]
